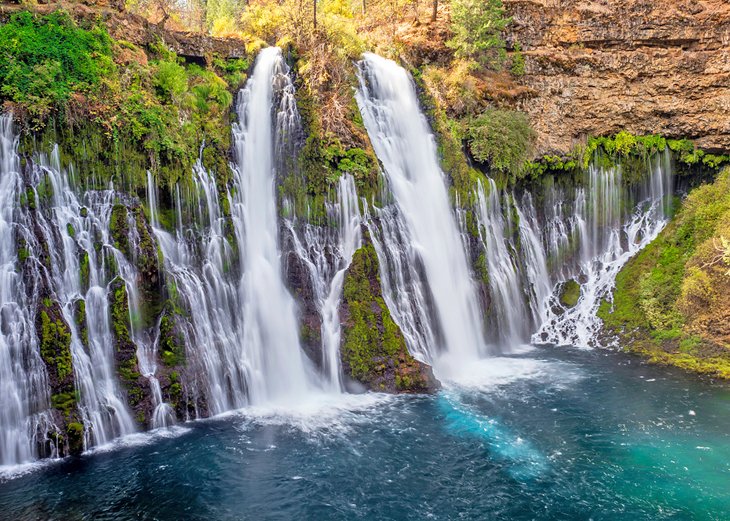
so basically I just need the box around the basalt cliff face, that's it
[506,0,730,156]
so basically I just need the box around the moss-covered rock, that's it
[109,277,151,425]
[36,295,85,456]
[559,279,581,308]
[339,236,439,393]
[599,167,730,379]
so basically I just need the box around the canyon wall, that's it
[506,0,730,156]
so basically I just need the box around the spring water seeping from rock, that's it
[285,174,363,391]
[0,115,56,466]
[534,154,674,346]
[356,53,489,371]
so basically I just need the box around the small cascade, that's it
[119,172,173,429]
[35,148,136,447]
[535,154,673,346]
[473,180,530,346]
[356,53,488,369]
[285,175,362,391]
[513,194,551,328]
[150,161,246,415]
[364,204,439,364]
[0,115,56,466]
[230,46,319,403]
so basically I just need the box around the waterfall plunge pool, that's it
[0,345,728,520]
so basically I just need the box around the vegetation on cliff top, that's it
[599,167,730,378]
[0,10,245,190]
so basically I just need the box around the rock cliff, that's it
[506,0,730,155]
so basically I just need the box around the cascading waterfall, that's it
[150,161,247,416]
[230,46,319,403]
[535,154,673,346]
[364,203,439,364]
[35,148,136,447]
[473,179,530,346]
[356,53,488,370]
[285,175,362,391]
[0,42,682,468]
[0,115,56,466]
[462,153,673,349]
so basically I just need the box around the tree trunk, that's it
[431,0,437,22]
[313,0,317,29]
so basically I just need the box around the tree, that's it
[431,0,437,22]
[446,0,510,68]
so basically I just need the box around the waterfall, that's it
[230,46,319,403]
[0,115,56,466]
[474,179,530,346]
[356,53,488,370]
[535,154,673,346]
[285,175,362,391]
[36,148,136,447]
[149,162,246,416]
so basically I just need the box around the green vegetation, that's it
[0,11,114,125]
[158,312,186,367]
[447,0,509,68]
[510,42,525,77]
[559,280,581,308]
[341,240,435,393]
[109,278,147,411]
[465,108,535,179]
[1,11,243,191]
[66,421,85,455]
[599,167,730,378]
[38,309,73,381]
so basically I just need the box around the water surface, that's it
[1,346,728,520]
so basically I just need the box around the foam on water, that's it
[235,392,398,438]
[436,354,583,393]
[84,425,193,456]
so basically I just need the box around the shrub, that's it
[510,42,525,77]
[465,108,535,176]
[154,60,188,101]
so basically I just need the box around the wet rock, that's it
[339,235,439,394]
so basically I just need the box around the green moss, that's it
[74,298,88,349]
[66,421,84,456]
[286,71,378,221]
[341,241,434,392]
[109,278,145,405]
[79,251,90,290]
[158,311,186,367]
[39,309,73,381]
[559,279,581,308]
[600,168,730,378]
[109,204,130,257]
[51,391,79,416]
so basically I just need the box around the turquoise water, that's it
[1,346,728,520]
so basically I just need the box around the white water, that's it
[286,175,362,391]
[535,155,673,346]
[0,115,56,466]
[356,53,488,371]
[474,179,529,346]
[150,161,247,416]
[230,46,319,403]
[36,148,136,447]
